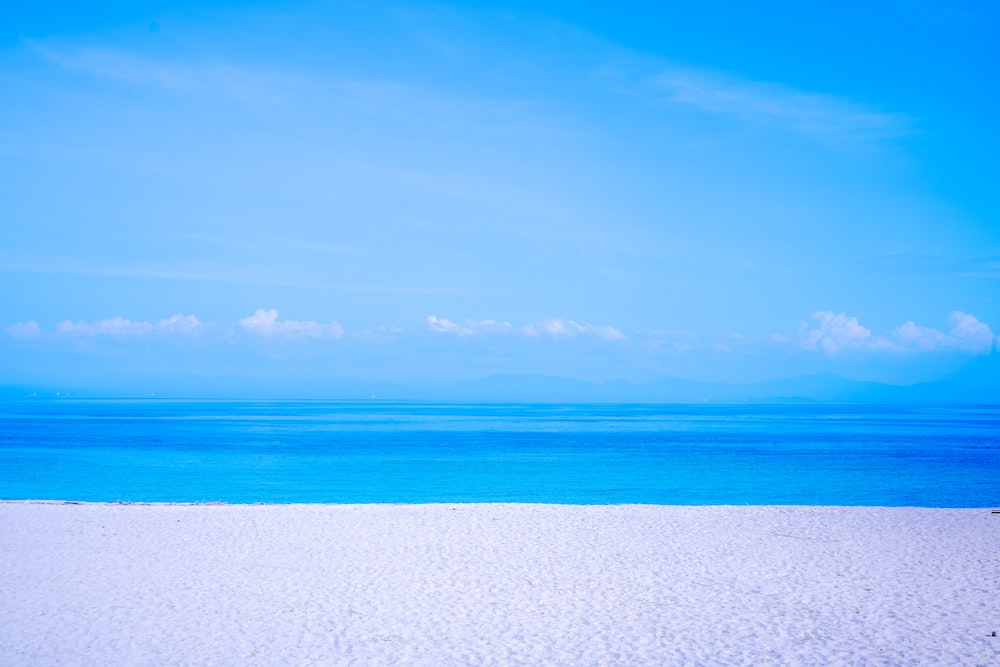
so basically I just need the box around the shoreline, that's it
[2,503,997,665]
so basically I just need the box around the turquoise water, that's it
[0,400,997,506]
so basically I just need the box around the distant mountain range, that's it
[2,372,998,403]
[436,373,999,403]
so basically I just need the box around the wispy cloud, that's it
[29,40,544,138]
[353,325,403,342]
[239,309,343,340]
[52,314,202,337]
[426,315,626,341]
[29,41,298,103]
[651,66,909,145]
[57,316,153,336]
[426,316,514,336]
[0,261,466,295]
[638,329,699,354]
[6,321,43,340]
[536,318,626,341]
[255,234,360,256]
[858,253,1000,279]
[156,314,203,335]
[798,310,996,354]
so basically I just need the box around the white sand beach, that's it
[1,503,997,666]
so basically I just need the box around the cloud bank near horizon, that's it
[8,314,204,338]
[7,309,998,358]
[238,309,344,340]
[798,311,997,355]
[426,316,627,341]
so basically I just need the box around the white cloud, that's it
[57,316,154,336]
[426,315,474,336]
[540,319,627,341]
[156,314,202,334]
[947,311,996,353]
[587,325,626,342]
[892,311,995,354]
[427,315,625,341]
[239,309,343,340]
[476,319,514,334]
[50,314,202,337]
[799,311,885,353]
[7,321,43,340]
[653,66,908,145]
[353,324,403,342]
[540,319,572,336]
[799,310,996,355]
[892,321,950,351]
[426,316,515,336]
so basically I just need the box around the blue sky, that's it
[2,1,998,393]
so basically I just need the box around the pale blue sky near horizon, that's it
[1,1,998,393]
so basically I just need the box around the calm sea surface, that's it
[0,400,997,506]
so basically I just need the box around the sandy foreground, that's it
[1,503,997,666]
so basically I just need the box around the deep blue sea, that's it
[0,400,997,506]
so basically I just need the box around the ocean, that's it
[0,399,997,506]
